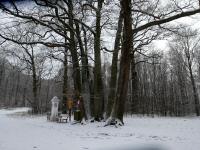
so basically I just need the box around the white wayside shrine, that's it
[50,96,60,121]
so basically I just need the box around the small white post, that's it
[50,96,60,121]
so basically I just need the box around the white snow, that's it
[0,108,200,150]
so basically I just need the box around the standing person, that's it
[77,98,80,110]
[79,96,86,121]
[67,96,73,121]
[74,95,81,122]
[74,95,84,122]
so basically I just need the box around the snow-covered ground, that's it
[0,108,200,150]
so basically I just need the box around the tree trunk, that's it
[106,10,123,118]
[45,80,50,112]
[93,0,104,120]
[14,71,20,106]
[108,0,133,124]
[188,62,200,116]
[32,61,39,114]
[22,76,28,107]
[75,22,91,119]
[68,0,81,95]
[130,55,139,114]
[62,46,68,114]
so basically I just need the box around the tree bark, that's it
[130,54,139,114]
[93,0,104,120]
[32,59,39,114]
[75,22,91,119]
[188,61,200,116]
[14,71,20,106]
[106,10,123,119]
[62,45,68,114]
[68,0,82,95]
[109,0,133,124]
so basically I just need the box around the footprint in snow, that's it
[81,147,89,149]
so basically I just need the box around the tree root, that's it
[104,117,124,127]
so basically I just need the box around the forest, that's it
[0,0,200,126]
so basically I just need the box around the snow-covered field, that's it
[0,108,200,150]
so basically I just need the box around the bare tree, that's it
[170,28,200,116]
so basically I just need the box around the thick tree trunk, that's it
[68,0,81,94]
[106,10,123,119]
[130,55,139,114]
[62,47,68,114]
[32,61,39,114]
[75,22,91,119]
[108,0,133,124]
[93,0,104,120]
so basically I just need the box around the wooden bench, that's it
[57,114,69,123]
